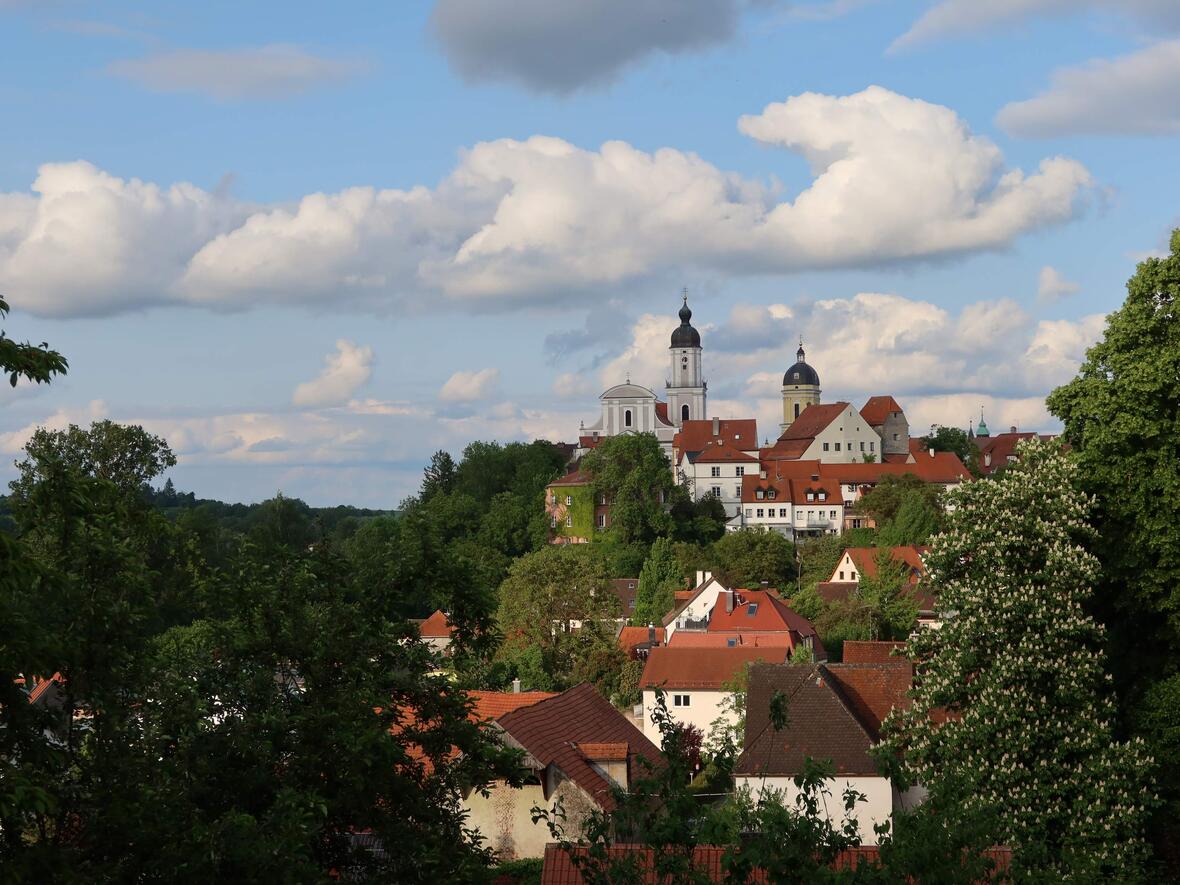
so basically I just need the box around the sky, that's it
[2,0,1178,507]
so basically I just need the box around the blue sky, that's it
[2,1,1178,506]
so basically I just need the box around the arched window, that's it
[681,403,690,422]
[794,403,801,418]
[624,409,633,428]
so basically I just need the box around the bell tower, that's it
[780,340,821,432]
[667,291,706,427]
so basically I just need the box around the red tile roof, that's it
[639,646,789,690]
[666,631,793,649]
[740,473,843,506]
[840,546,929,583]
[689,442,759,464]
[617,625,665,652]
[842,640,907,664]
[27,672,63,704]
[673,419,759,457]
[467,690,557,722]
[549,469,592,487]
[706,589,814,637]
[417,610,455,638]
[776,403,848,441]
[576,742,629,761]
[577,435,602,450]
[819,454,970,485]
[540,844,1012,883]
[497,684,662,812]
[975,431,1057,476]
[859,395,903,426]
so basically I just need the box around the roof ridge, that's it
[817,663,887,741]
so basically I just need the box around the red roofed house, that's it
[766,402,884,464]
[973,423,1057,476]
[734,661,921,844]
[815,545,938,625]
[859,396,910,459]
[617,625,665,660]
[462,684,662,861]
[416,610,456,654]
[672,417,760,518]
[733,468,845,539]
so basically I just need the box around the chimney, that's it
[695,569,704,587]
[760,580,769,589]
[648,624,656,645]
[703,570,712,583]
[712,416,720,436]
[1010,425,1017,433]
[725,590,734,614]
[512,678,521,693]
[928,447,935,458]
[759,468,767,480]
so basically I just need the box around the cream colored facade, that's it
[735,775,894,845]
[782,383,821,432]
[641,687,734,743]
[663,574,726,641]
[464,769,600,861]
[795,405,882,463]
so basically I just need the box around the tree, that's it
[921,426,979,474]
[880,440,1155,877]
[495,546,616,688]
[1046,229,1180,860]
[708,529,795,590]
[0,295,68,387]
[857,474,941,527]
[633,537,684,626]
[876,494,941,547]
[420,449,457,502]
[581,433,675,544]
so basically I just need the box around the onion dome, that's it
[671,295,701,348]
[782,343,820,387]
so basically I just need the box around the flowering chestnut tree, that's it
[881,439,1156,877]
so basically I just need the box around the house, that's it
[764,403,883,464]
[973,425,1056,476]
[672,418,760,517]
[545,468,616,543]
[617,625,665,660]
[416,610,456,654]
[815,546,938,626]
[733,469,844,538]
[701,588,825,660]
[608,578,640,619]
[661,571,726,641]
[637,646,789,741]
[462,684,662,861]
[859,396,910,458]
[733,661,919,845]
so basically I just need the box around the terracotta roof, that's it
[841,546,929,584]
[975,431,1057,476]
[27,672,63,705]
[417,610,455,638]
[576,742,629,761]
[707,589,817,639]
[814,581,859,604]
[467,690,557,722]
[828,662,914,738]
[776,403,848,441]
[859,395,903,426]
[639,646,788,690]
[540,844,1012,883]
[689,442,760,464]
[881,452,911,464]
[654,401,672,426]
[842,640,906,664]
[497,684,662,812]
[666,631,793,649]
[617,625,665,652]
[819,455,970,485]
[577,435,602,450]
[740,473,843,506]
[549,469,592,487]
[673,419,758,457]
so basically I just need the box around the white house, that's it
[729,470,844,539]
[661,571,727,641]
[672,418,760,518]
[766,402,885,464]
[637,645,789,742]
[734,662,920,845]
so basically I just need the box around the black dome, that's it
[783,344,820,386]
[671,298,701,348]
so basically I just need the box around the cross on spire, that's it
[682,287,689,304]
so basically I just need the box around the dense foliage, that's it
[881,440,1156,877]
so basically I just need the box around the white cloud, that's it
[0,399,107,455]
[997,40,1180,137]
[892,0,1180,51]
[439,367,500,402]
[0,88,1093,319]
[292,339,374,407]
[1037,265,1080,302]
[430,0,765,94]
[552,372,596,400]
[108,45,367,100]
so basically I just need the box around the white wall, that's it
[683,460,752,518]
[664,578,726,639]
[642,688,734,743]
[735,775,894,845]
[801,406,881,463]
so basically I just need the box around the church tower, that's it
[781,341,821,432]
[667,293,706,427]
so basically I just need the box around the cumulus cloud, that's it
[108,44,367,100]
[552,372,596,400]
[292,339,374,407]
[1037,265,1081,302]
[997,40,1180,137]
[0,88,1093,319]
[892,0,1180,51]
[439,367,500,402]
[430,0,767,93]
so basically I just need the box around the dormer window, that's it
[755,489,765,500]
[818,491,827,501]
[806,492,815,502]
[768,490,776,500]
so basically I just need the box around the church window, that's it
[681,403,690,421]
[624,409,633,428]
[794,403,801,418]
[735,466,744,476]
[711,466,721,478]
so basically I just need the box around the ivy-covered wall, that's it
[545,483,596,542]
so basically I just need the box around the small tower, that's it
[976,407,990,438]
[781,339,821,432]
[667,291,706,427]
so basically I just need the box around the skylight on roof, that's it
[747,603,759,616]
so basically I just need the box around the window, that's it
[597,513,606,528]
[681,403,690,422]
[830,510,837,518]
[745,509,753,518]
[818,491,826,501]
[711,485,722,497]
[673,694,690,707]
[806,492,814,502]
[756,508,764,518]
[892,433,899,441]
[565,495,572,506]
[794,403,801,418]
[756,489,764,500]
[834,442,841,452]
[779,508,789,517]
[599,494,607,505]
[859,442,865,452]
[735,486,742,498]
[869,441,875,451]
[839,570,845,580]
[566,514,572,527]
[550,494,556,505]
[767,489,776,500]
[551,516,557,528]
[847,483,856,492]
[822,442,830,452]
[747,603,759,616]
[711,466,721,477]
[624,409,633,428]
[735,466,745,477]
[726,638,737,648]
